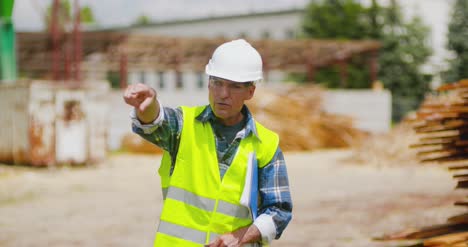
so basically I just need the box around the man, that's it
[123,39,292,247]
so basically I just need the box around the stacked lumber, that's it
[380,79,468,246]
[16,32,380,76]
[121,84,365,153]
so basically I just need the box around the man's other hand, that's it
[206,225,261,247]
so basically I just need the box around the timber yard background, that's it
[1,0,468,246]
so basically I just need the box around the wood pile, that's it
[16,32,126,75]
[108,36,380,72]
[348,122,419,167]
[248,84,366,151]
[380,79,468,246]
[120,133,163,154]
[16,32,380,76]
[121,84,365,153]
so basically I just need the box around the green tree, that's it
[377,0,432,120]
[133,15,151,25]
[442,0,468,82]
[80,5,96,24]
[45,1,96,30]
[302,0,371,39]
[300,0,432,121]
[300,0,372,89]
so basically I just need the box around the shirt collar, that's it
[196,105,261,141]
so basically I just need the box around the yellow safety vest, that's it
[154,106,279,247]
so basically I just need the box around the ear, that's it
[245,85,256,100]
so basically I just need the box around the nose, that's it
[218,84,230,98]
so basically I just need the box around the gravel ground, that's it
[0,150,465,247]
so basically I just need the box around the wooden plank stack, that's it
[16,32,380,77]
[380,79,468,246]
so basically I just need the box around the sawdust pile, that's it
[348,121,420,167]
[121,133,164,154]
[248,84,366,151]
[121,84,366,153]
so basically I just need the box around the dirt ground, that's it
[0,150,465,247]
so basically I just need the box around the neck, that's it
[218,112,244,126]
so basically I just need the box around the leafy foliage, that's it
[300,0,432,121]
[302,0,371,39]
[442,0,468,82]
[133,15,151,25]
[80,6,96,24]
[44,0,96,30]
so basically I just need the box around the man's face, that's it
[208,76,256,125]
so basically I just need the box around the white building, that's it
[128,9,303,40]
[121,0,455,87]
[121,9,304,89]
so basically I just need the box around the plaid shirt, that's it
[131,104,292,240]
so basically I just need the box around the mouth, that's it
[216,102,230,108]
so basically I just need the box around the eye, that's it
[212,80,222,86]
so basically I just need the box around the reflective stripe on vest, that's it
[158,220,206,244]
[166,186,251,219]
[161,187,168,199]
[154,106,279,247]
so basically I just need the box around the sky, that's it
[13,0,309,31]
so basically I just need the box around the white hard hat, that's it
[205,39,263,83]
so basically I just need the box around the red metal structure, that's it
[49,0,82,82]
[50,0,60,80]
[73,0,82,82]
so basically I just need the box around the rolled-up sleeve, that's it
[130,100,165,134]
[130,101,183,155]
